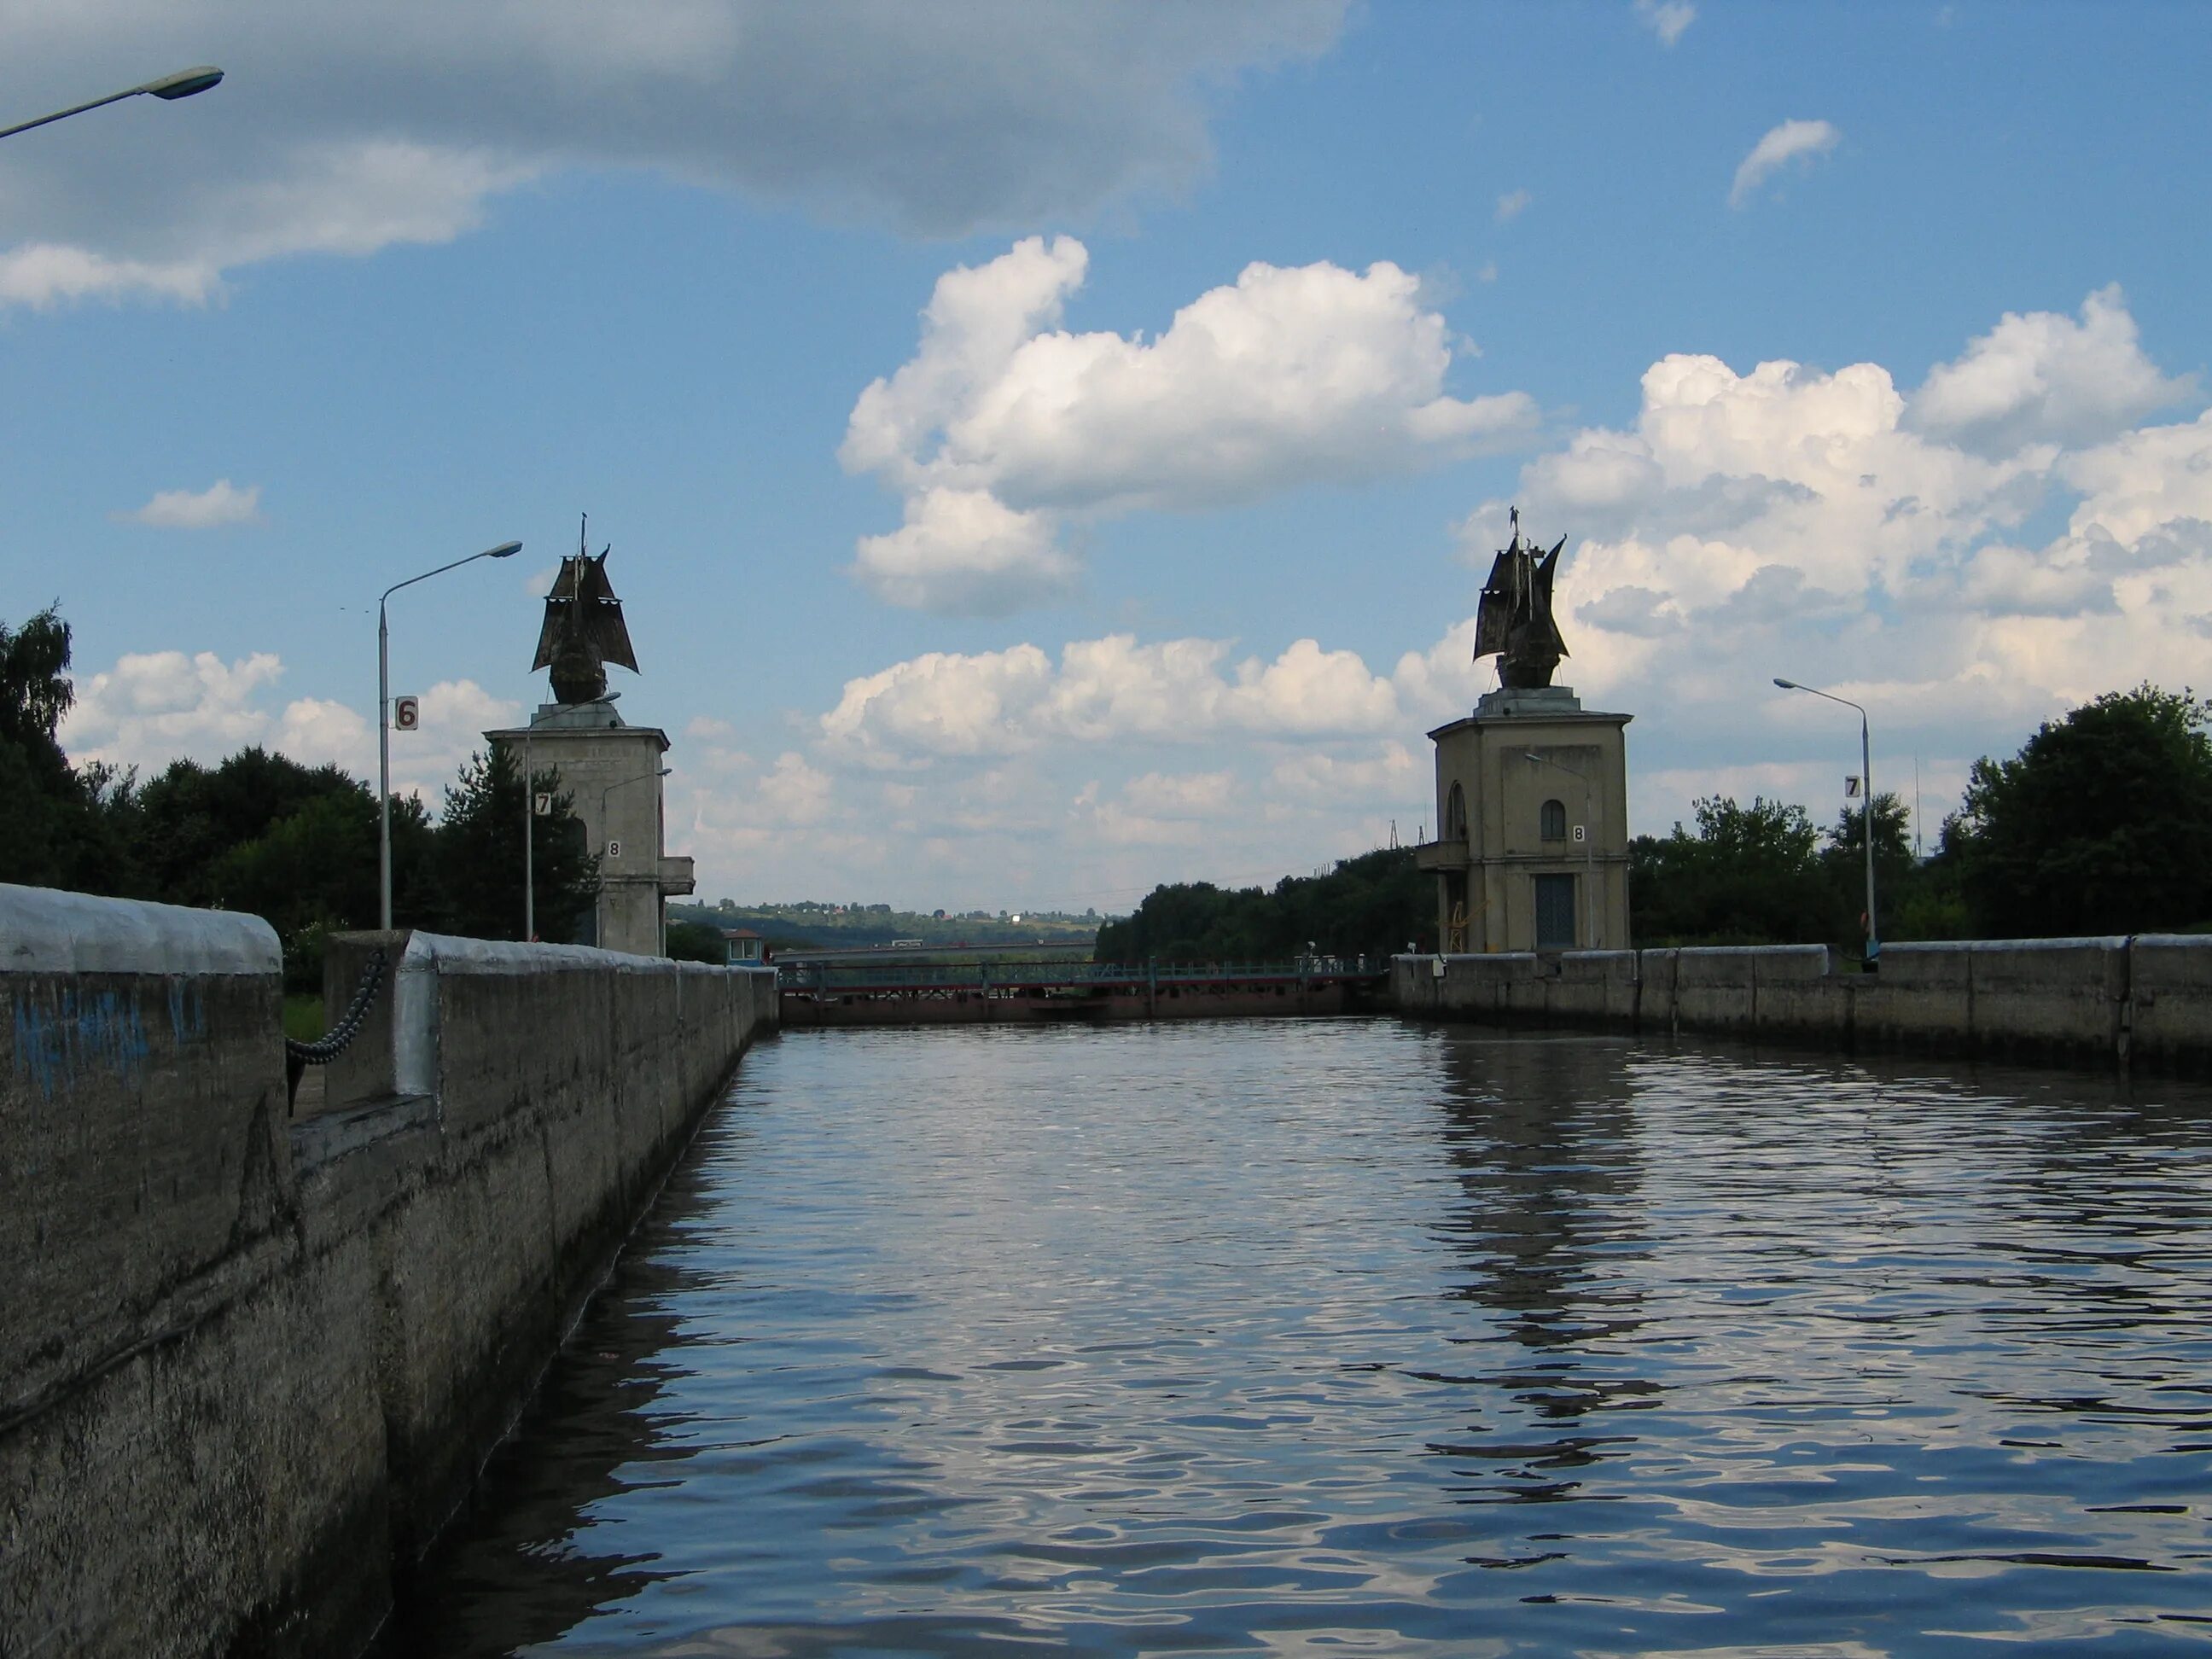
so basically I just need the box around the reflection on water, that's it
[386,1022,2212,1656]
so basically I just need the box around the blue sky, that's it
[6,2,2209,911]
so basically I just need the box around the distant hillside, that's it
[672,899,1098,954]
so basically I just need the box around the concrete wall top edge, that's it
[1674,944,1830,961]
[1402,952,1542,966]
[1885,937,2129,955]
[0,882,279,975]
[383,931,768,977]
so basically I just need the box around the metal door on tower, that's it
[1534,874,1576,949]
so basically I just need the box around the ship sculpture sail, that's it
[1472,507,1568,690]
[532,522,639,706]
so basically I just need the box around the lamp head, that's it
[142,67,224,100]
[1773,678,1798,690]
[1522,750,1542,762]
[486,540,523,559]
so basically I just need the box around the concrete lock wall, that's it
[0,885,777,1659]
[1393,934,2212,1074]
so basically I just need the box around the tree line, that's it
[1092,846,1426,964]
[2,606,599,988]
[1098,684,2212,963]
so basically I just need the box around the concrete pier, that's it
[1392,935,2212,1074]
[0,885,776,1657]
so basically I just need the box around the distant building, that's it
[722,928,764,964]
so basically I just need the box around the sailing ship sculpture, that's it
[1472,508,1568,690]
[532,521,639,705]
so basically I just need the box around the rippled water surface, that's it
[388,1021,2212,1656]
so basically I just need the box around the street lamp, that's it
[1774,677,1878,970]
[0,67,225,143]
[1523,750,1599,948]
[378,541,522,928]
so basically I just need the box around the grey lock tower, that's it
[485,525,694,954]
[1413,512,1631,953]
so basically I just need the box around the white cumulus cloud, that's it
[116,479,263,529]
[1634,0,1697,46]
[852,487,1077,614]
[1460,287,2212,840]
[820,632,1403,765]
[1728,119,1840,208]
[1909,284,2192,454]
[841,236,1535,613]
[61,649,515,807]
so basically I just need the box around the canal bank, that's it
[1394,935,2212,1074]
[0,886,776,1659]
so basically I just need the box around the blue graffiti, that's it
[11,987,152,1100]
[166,979,207,1043]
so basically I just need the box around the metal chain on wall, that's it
[285,946,387,1109]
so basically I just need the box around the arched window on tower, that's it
[1540,798,1567,841]
[1445,782,1467,841]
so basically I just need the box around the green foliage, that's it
[1094,847,1425,963]
[0,608,137,891]
[666,919,730,963]
[132,748,370,905]
[1,608,623,963]
[1949,684,2212,936]
[436,748,599,943]
[1818,791,1916,937]
[1631,795,1833,946]
[0,605,76,783]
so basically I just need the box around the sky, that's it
[5,1,2209,915]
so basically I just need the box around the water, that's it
[387,1020,2212,1656]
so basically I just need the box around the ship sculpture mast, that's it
[1471,507,1568,690]
[532,514,640,705]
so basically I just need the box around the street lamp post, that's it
[521,732,533,943]
[1523,749,1600,949]
[1773,677,1878,971]
[378,541,522,928]
[0,67,224,142]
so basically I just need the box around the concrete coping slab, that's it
[0,882,278,976]
[1884,937,2129,955]
[1674,944,1830,959]
[405,931,664,974]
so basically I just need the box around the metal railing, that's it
[285,947,387,1109]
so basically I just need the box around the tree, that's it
[1094,847,1427,963]
[0,606,134,890]
[1819,790,1915,940]
[1949,684,2212,937]
[666,919,729,963]
[132,747,380,907]
[434,747,599,942]
[1630,795,1831,946]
